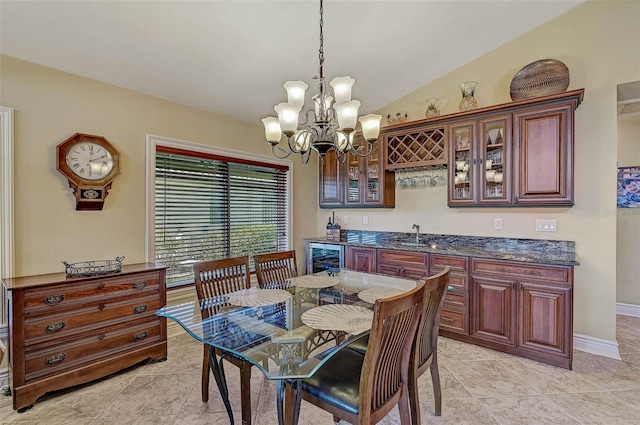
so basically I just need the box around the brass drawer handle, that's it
[442,317,454,322]
[133,304,148,313]
[526,270,542,276]
[134,331,148,341]
[446,297,454,302]
[44,294,65,305]
[132,281,147,290]
[45,321,66,333]
[496,267,510,273]
[45,353,66,365]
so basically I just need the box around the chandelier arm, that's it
[301,149,312,164]
[271,144,294,160]
[348,140,376,158]
[335,149,347,164]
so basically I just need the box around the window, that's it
[148,138,291,288]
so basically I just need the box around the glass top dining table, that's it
[156,269,419,425]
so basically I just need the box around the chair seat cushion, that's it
[300,348,365,415]
[345,332,370,356]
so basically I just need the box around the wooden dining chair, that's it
[408,267,450,424]
[193,256,253,425]
[253,250,299,289]
[341,267,451,424]
[292,279,427,425]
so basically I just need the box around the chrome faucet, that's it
[412,224,420,243]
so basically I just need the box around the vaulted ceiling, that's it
[0,0,585,125]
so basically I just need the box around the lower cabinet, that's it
[376,249,429,280]
[468,258,573,369]
[337,243,574,369]
[346,246,377,272]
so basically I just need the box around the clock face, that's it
[65,142,115,181]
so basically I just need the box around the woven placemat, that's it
[227,288,292,307]
[301,304,374,335]
[357,287,406,304]
[286,275,340,289]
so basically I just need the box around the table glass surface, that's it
[156,270,417,380]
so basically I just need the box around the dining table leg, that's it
[276,379,301,425]
[209,348,234,424]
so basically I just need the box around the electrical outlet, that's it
[494,218,503,230]
[363,216,369,225]
[343,215,349,225]
[535,219,557,232]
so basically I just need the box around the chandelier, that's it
[261,0,381,164]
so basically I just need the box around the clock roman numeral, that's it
[72,163,80,168]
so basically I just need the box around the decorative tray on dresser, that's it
[1,262,167,412]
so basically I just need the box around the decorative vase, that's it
[425,98,440,118]
[458,81,479,112]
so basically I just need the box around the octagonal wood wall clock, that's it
[56,133,121,211]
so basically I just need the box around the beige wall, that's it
[0,55,318,277]
[617,113,640,304]
[316,0,640,343]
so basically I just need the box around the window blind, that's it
[155,148,289,287]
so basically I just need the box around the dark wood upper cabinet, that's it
[448,90,582,207]
[513,102,574,205]
[319,138,395,208]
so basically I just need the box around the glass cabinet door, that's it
[450,122,475,204]
[479,114,512,204]
[365,141,380,203]
[345,150,361,204]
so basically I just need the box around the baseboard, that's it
[617,302,640,317]
[574,333,621,360]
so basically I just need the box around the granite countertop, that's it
[306,230,579,266]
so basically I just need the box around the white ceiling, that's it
[0,0,584,126]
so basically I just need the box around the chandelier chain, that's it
[318,0,324,80]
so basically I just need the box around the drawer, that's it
[471,259,571,284]
[24,272,160,312]
[445,273,468,290]
[444,289,468,309]
[24,317,161,382]
[440,308,468,335]
[430,254,468,272]
[377,249,428,267]
[24,293,161,344]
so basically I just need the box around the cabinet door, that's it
[347,246,377,273]
[319,153,344,207]
[513,103,573,205]
[478,114,512,205]
[471,275,516,345]
[518,281,572,358]
[344,149,362,206]
[362,141,382,205]
[449,121,476,205]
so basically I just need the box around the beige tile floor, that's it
[2,315,640,424]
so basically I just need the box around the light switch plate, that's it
[536,219,557,232]
[343,216,349,225]
[363,216,369,225]
[494,218,503,230]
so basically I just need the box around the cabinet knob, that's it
[133,281,147,290]
[133,304,148,314]
[134,331,148,341]
[44,294,65,305]
[45,353,66,365]
[45,321,66,333]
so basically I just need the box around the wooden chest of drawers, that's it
[2,263,167,411]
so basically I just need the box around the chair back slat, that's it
[254,250,298,289]
[359,279,426,423]
[413,267,450,374]
[193,256,251,318]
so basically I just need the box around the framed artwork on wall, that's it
[617,166,640,208]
